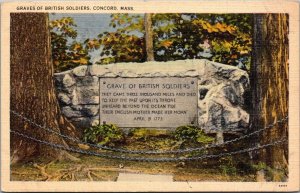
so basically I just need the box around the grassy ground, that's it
[11,129,257,181]
[11,154,256,181]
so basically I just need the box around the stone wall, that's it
[54,59,250,133]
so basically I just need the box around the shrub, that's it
[174,125,214,144]
[220,164,237,176]
[83,124,124,147]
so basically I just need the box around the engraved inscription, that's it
[100,78,197,127]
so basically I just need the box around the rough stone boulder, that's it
[54,59,249,133]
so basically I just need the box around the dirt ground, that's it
[11,154,256,181]
[11,130,257,182]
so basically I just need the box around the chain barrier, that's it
[10,129,287,162]
[10,110,288,155]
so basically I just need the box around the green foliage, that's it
[50,14,252,71]
[251,162,287,181]
[83,124,124,147]
[174,125,214,144]
[96,32,146,64]
[50,17,94,72]
[128,128,170,141]
[125,129,181,151]
[95,13,252,70]
[252,161,268,171]
[96,14,146,64]
[219,156,237,176]
[220,164,237,176]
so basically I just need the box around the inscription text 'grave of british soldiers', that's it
[100,78,198,127]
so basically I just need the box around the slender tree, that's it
[10,13,79,163]
[251,14,289,181]
[144,13,155,61]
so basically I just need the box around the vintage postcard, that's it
[1,0,299,192]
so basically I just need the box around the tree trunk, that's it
[10,13,79,164]
[251,14,289,180]
[144,13,154,61]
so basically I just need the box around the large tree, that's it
[251,14,289,180]
[10,13,79,163]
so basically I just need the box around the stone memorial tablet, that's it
[99,77,198,127]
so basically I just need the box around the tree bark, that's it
[144,13,154,61]
[251,14,289,180]
[10,13,79,164]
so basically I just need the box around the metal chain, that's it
[10,110,288,155]
[10,129,287,162]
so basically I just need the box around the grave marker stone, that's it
[99,77,198,127]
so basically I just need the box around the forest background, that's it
[49,13,252,72]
